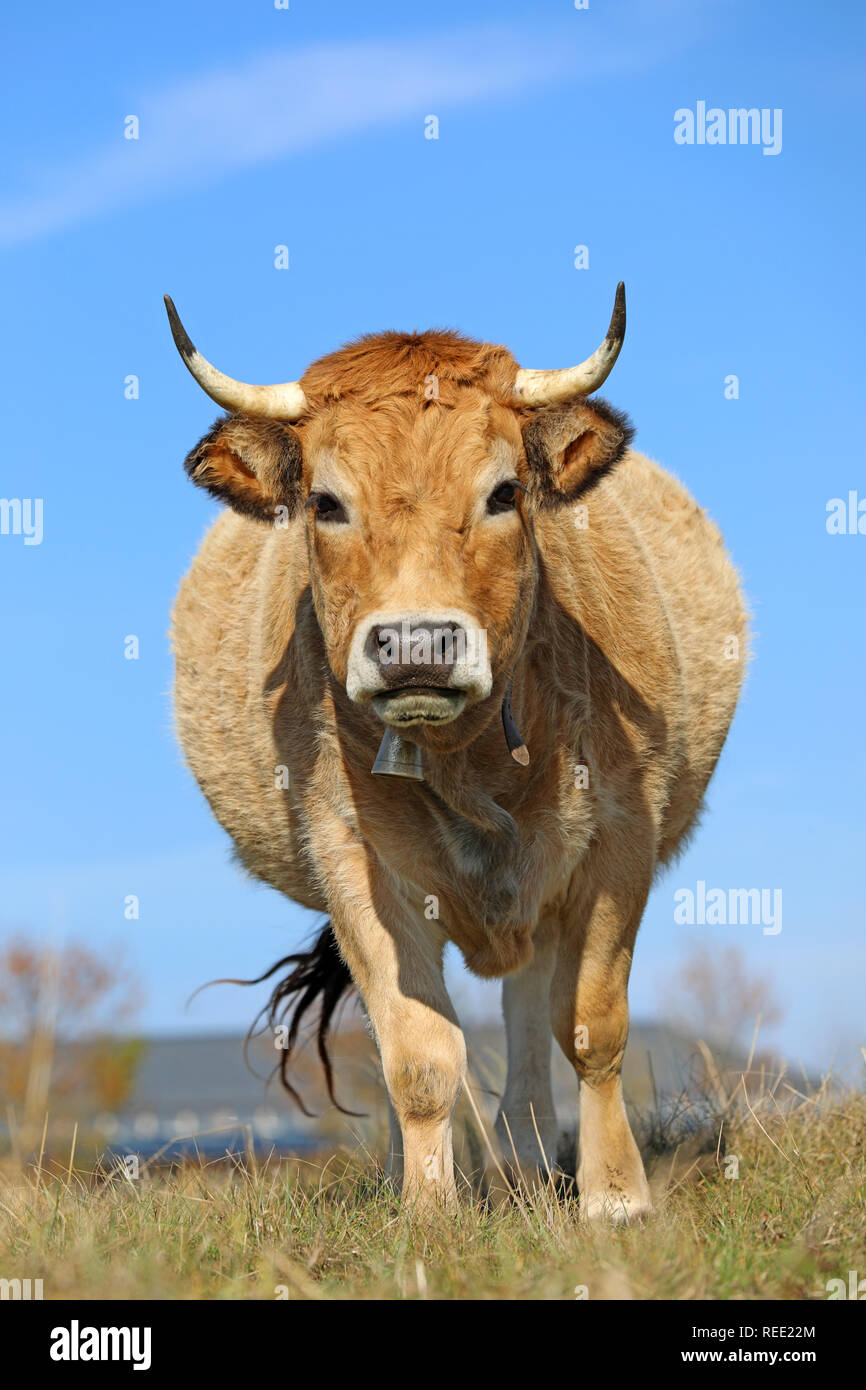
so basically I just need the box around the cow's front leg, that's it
[550,853,653,1223]
[355,919,465,1213]
[322,840,465,1213]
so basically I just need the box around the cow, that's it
[166,286,746,1220]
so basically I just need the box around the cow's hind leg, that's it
[550,847,653,1223]
[496,926,559,1183]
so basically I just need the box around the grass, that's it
[1,1076,864,1301]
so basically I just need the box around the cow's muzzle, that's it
[346,612,492,726]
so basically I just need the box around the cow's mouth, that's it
[371,687,467,727]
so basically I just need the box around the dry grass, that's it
[1,1070,864,1301]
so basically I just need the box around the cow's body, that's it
[167,300,746,1218]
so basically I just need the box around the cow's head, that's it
[167,290,633,762]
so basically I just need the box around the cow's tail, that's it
[240,921,361,1116]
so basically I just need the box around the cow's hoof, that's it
[578,1164,653,1225]
[579,1189,653,1224]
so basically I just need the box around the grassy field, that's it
[1,1078,864,1301]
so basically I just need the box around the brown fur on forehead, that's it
[305,394,525,504]
[298,329,519,410]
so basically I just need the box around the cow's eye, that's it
[307,492,347,523]
[487,480,520,514]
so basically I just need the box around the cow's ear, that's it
[522,396,634,508]
[183,414,304,523]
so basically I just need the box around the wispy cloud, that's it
[1,0,724,251]
[0,28,578,248]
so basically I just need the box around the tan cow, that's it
[167,286,746,1220]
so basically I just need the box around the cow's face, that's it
[170,304,633,751]
[296,392,534,749]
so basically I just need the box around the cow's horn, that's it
[512,282,626,407]
[164,296,308,421]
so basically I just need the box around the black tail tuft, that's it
[238,921,361,1116]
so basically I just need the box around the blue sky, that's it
[1,0,864,1073]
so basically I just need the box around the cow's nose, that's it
[372,621,465,689]
[345,608,492,706]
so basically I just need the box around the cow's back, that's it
[171,510,325,905]
[538,449,747,862]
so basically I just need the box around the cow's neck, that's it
[323,612,578,970]
[406,634,558,845]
